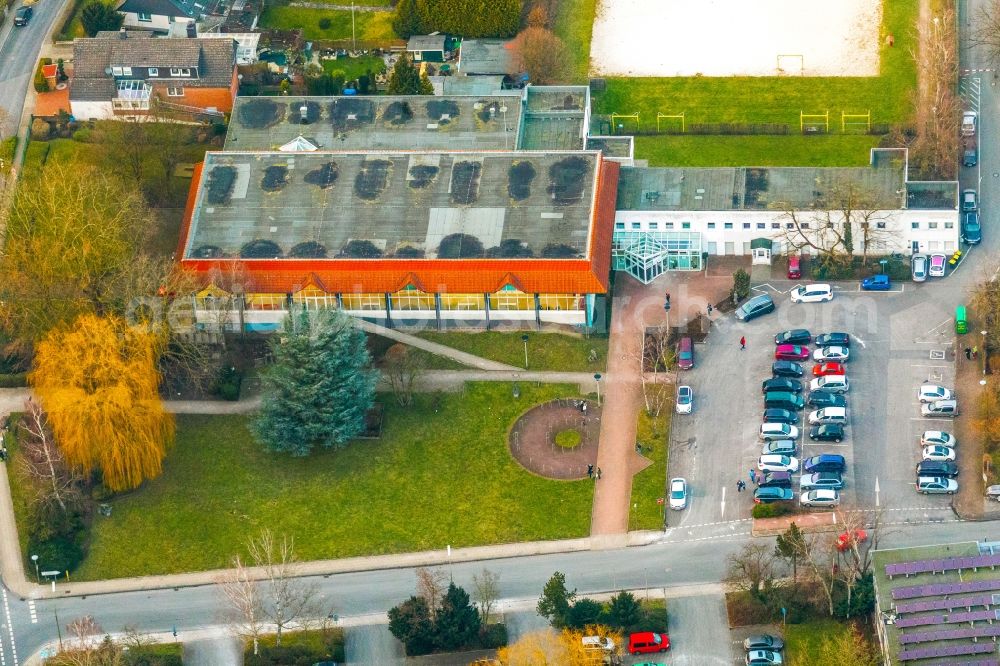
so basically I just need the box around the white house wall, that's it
[69,100,115,120]
[613,209,959,256]
[120,12,191,32]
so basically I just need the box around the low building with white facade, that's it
[611,148,959,283]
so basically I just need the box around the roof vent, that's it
[119,27,127,39]
[299,105,308,123]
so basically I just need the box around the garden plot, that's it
[590,0,882,77]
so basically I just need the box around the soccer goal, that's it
[800,110,829,134]
[842,111,871,134]
[656,112,685,134]
[777,54,804,76]
[610,113,640,135]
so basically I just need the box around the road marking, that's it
[912,418,957,422]
[26,601,35,625]
[875,476,880,508]
[2,588,17,666]
[853,335,868,349]
[720,485,726,519]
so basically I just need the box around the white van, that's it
[810,375,850,394]
[790,283,833,303]
[807,406,848,425]
[760,423,799,441]
[582,636,615,652]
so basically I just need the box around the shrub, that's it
[554,428,581,448]
[212,366,242,401]
[0,372,27,387]
[27,534,85,573]
[479,623,508,649]
[751,503,792,519]
[80,1,123,37]
[318,17,331,29]
[732,268,751,301]
[30,118,51,140]
[33,65,49,93]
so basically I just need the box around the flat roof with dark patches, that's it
[224,94,524,152]
[184,150,602,261]
[616,157,907,212]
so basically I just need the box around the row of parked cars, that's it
[753,329,853,508]
[744,633,784,665]
[915,383,961,495]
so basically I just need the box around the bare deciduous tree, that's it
[911,5,961,180]
[247,529,323,646]
[723,542,779,598]
[17,399,85,517]
[415,566,448,617]
[472,567,501,624]
[971,0,1000,71]
[636,323,674,418]
[508,27,571,84]
[799,533,838,616]
[218,554,266,656]
[383,343,427,407]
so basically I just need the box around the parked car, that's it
[810,375,849,394]
[807,392,846,409]
[922,445,956,462]
[808,424,845,442]
[676,385,693,415]
[963,111,978,136]
[746,649,783,666]
[917,476,958,494]
[921,431,956,448]
[759,423,799,441]
[744,635,784,651]
[790,283,833,303]
[775,344,810,361]
[808,407,847,426]
[916,460,959,478]
[764,391,804,411]
[815,332,851,347]
[963,188,978,211]
[758,455,800,473]
[774,329,811,345]
[861,274,891,291]
[669,478,688,510]
[13,5,32,25]
[758,471,793,488]
[923,400,959,417]
[917,384,952,403]
[763,408,797,425]
[735,294,775,322]
[803,454,846,473]
[912,253,928,282]
[963,212,982,245]
[813,346,850,363]
[800,489,840,508]
[754,486,794,504]
[964,145,978,167]
[772,361,804,378]
[787,256,801,279]
[582,635,616,652]
[929,253,947,277]
[762,439,798,456]
[812,362,845,377]
[762,377,803,393]
[677,336,694,370]
[800,471,844,490]
[628,632,670,654]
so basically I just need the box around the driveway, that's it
[666,280,958,537]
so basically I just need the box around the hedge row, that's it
[393,0,521,39]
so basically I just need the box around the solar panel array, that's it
[886,554,1000,578]
[896,594,997,615]
[900,624,1000,645]
[898,642,996,661]
[894,609,997,629]
[893,579,1000,601]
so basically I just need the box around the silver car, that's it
[912,253,928,282]
[917,476,958,494]
[676,385,693,415]
[800,489,840,508]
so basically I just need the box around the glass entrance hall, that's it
[611,231,702,284]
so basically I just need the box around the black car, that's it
[772,360,804,378]
[807,392,847,409]
[803,453,847,473]
[916,460,959,478]
[762,377,803,394]
[744,634,785,651]
[754,486,794,504]
[735,294,775,322]
[809,424,845,442]
[815,332,850,347]
[774,329,811,345]
[763,408,797,425]
[758,470,793,488]
[13,5,32,25]
[964,146,978,167]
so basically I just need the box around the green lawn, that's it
[415,331,608,372]
[368,333,467,370]
[635,135,881,167]
[785,619,846,664]
[54,0,97,40]
[68,383,593,579]
[261,6,397,44]
[590,0,917,166]
[629,410,668,530]
[552,0,598,82]
[321,54,387,82]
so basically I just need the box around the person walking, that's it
[707,303,714,316]
[966,347,973,360]
[740,336,747,350]
[596,467,602,480]
[750,469,757,484]
[587,464,594,479]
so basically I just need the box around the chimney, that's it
[119,27,126,39]
[186,21,197,38]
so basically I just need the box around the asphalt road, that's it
[0,0,65,139]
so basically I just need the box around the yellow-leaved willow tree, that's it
[29,314,174,492]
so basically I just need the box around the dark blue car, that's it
[861,274,890,291]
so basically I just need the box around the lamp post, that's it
[594,373,602,406]
[31,553,39,583]
[521,333,529,369]
[983,330,989,376]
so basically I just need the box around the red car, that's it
[837,529,868,552]
[774,344,810,361]
[813,362,845,377]
[788,255,802,279]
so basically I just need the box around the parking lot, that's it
[666,280,960,534]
